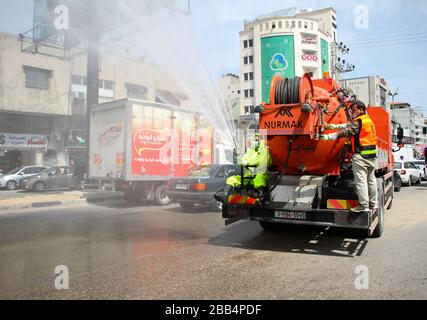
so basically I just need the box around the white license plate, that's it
[274,211,306,220]
[175,184,188,190]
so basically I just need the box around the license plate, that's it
[175,184,188,190]
[274,211,306,220]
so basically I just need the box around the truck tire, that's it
[154,185,171,206]
[179,202,195,210]
[259,221,278,231]
[371,182,385,238]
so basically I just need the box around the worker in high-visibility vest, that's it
[226,133,272,196]
[321,100,378,213]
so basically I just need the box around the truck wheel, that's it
[371,183,385,238]
[259,221,278,231]
[154,185,171,206]
[179,202,195,210]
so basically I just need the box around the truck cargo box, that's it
[89,99,213,181]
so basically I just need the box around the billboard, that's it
[261,35,295,102]
[321,38,330,75]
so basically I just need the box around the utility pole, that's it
[330,41,355,80]
[389,88,399,134]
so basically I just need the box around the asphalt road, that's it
[1,182,426,299]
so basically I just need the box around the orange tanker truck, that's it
[221,74,401,238]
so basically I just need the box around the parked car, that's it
[167,164,239,211]
[0,166,48,190]
[412,160,426,180]
[393,170,402,192]
[25,166,75,192]
[394,161,422,186]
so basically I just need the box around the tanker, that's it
[222,74,397,238]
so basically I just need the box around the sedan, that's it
[167,164,239,211]
[25,166,76,192]
[0,166,48,190]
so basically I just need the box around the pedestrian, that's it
[321,100,378,213]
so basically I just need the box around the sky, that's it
[0,0,426,114]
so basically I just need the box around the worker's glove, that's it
[324,123,347,130]
[320,133,338,141]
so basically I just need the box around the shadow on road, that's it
[163,204,217,214]
[209,221,369,258]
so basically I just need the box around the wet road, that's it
[1,182,427,299]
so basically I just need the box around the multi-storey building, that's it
[239,7,336,117]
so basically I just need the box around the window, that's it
[250,106,255,113]
[298,21,302,28]
[244,73,248,81]
[126,83,148,100]
[244,106,249,114]
[285,21,289,28]
[272,22,276,29]
[249,89,254,97]
[265,22,269,30]
[244,56,248,65]
[244,90,249,98]
[24,66,50,89]
[249,72,254,80]
[243,40,248,48]
[249,55,253,64]
[291,21,295,28]
[278,21,282,28]
[98,79,115,98]
[249,39,253,47]
[72,75,87,86]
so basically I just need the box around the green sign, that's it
[261,35,295,103]
[321,39,330,75]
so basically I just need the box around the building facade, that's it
[391,102,427,157]
[218,73,241,125]
[0,32,192,173]
[239,7,336,116]
[339,76,390,111]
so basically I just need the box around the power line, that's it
[346,31,427,44]
[351,39,427,50]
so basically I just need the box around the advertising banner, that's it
[321,38,330,75]
[173,111,197,177]
[261,35,295,103]
[131,104,173,177]
[0,133,47,149]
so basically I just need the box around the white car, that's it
[0,166,48,190]
[394,161,422,186]
[412,160,426,180]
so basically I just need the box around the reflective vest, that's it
[352,114,377,159]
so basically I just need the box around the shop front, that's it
[0,133,47,173]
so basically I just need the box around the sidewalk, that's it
[0,190,123,211]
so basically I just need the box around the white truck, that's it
[89,99,233,204]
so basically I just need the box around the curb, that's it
[0,195,123,212]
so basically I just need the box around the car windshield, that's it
[394,162,402,169]
[412,161,424,166]
[7,167,24,175]
[188,166,216,178]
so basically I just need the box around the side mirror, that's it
[397,127,404,147]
